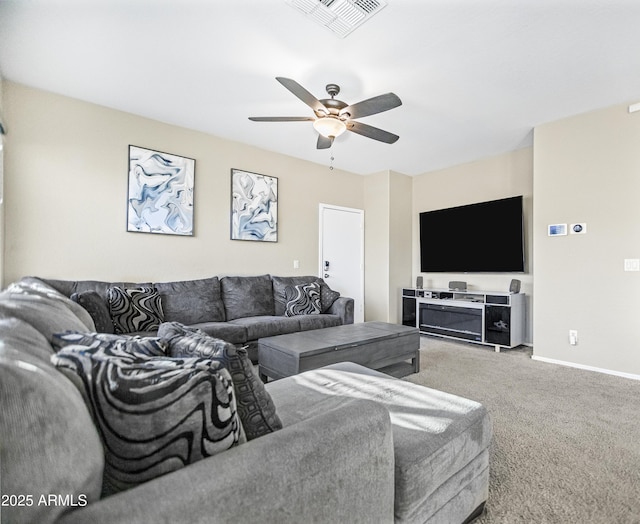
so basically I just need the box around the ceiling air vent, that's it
[285,0,388,38]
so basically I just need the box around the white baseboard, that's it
[531,355,640,382]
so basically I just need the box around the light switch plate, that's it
[548,224,567,236]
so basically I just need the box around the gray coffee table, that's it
[258,321,420,381]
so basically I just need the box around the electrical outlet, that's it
[293,260,300,269]
[569,330,578,345]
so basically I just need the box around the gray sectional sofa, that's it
[41,274,354,362]
[0,276,492,524]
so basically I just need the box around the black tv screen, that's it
[419,196,524,273]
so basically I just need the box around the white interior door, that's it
[319,204,364,323]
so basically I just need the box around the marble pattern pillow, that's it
[51,330,168,357]
[158,321,283,441]
[284,281,321,316]
[107,286,164,334]
[51,345,245,495]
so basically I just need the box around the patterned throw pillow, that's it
[107,286,164,334]
[51,331,168,357]
[51,346,245,496]
[284,281,321,316]
[158,322,283,441]
[71,290,115,333]
[318,280,341,313]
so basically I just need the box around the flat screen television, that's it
[419,196,524,273]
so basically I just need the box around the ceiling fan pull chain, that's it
[329,154,335,170]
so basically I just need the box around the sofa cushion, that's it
[0,290,93,340]
[6,277,96,331]
[228,315,302,341]
[158,322,283,441]
[43,278,152,301]
[1,338,104,524]
[51,331,168,357]
[189,321,248,344]
[284,281,321,316]
[107,286,164,334]
[52,345,245,496]
[267,363,492,523]
[71,290,115,333]
[296,314,343,331]
[0,317,55,364]
[155,277,226,324]
[221,275,274,320]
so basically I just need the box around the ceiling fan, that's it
[249,77,402,149]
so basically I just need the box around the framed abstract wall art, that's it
[127,145,195,236]
[231,169,278,242]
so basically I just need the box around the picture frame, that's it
[231,168,278,242]
[127,145,195,236]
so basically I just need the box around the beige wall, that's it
[2,82,364,285]
[412,148,534,343]
[388,171,413,322]
[364,171,390,321]
[533,102,640,377]
[363,170,413,323]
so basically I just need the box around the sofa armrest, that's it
[327,296,354,324]
[57,399,394,524]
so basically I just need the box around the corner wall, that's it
[364,171,390,321]
[2,82,365,285]
[533,101,640,377]
[388,171,413,321]
[364,170,413,323]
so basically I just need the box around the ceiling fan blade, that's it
[347,121,399,144]
[249,116,314,122]
[276,77,328,114]
[317,135,334,149]
[340,93,402,119]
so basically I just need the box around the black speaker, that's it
[449,281,467,291]
[509,279,521,293]
[416,276,423,289]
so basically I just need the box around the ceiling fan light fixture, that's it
[249,77,401,149]
[313,116,347,138]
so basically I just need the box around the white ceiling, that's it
[1,0,640,175]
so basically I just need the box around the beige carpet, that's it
[403,337,640,524]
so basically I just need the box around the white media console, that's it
[402,287,525,351]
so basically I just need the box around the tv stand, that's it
[402,288,525,351]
